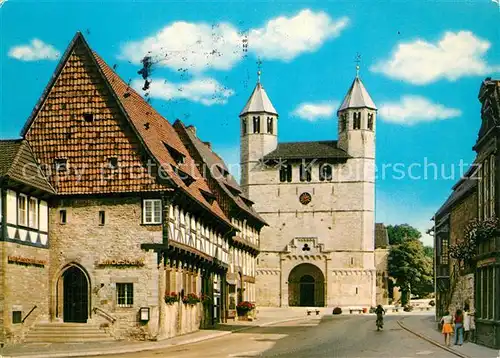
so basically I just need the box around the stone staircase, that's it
[25,322,114,343]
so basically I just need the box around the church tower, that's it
[239,71,278,193]
[338,66,378,272]
[337,67,377,159]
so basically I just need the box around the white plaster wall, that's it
[39,200,48,232]
[6,190,17,225]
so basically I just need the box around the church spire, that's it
[239,63,278,117]
[338,74,377,113]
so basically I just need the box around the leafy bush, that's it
[165,291,179,305]
[332,307,342,315]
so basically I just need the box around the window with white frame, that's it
[18,194,27,226]
[143,199,161,224]
[28,197,38,229]
[116,283,134,307]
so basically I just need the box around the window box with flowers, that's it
[236,301,255,320]
[450,218,500,268]
[182,293,201,305]
[165,291,179,305]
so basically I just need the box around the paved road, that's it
[96,315,457,358]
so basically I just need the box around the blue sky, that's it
[1,0,499,245]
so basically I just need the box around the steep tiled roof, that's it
[20,32,232,227]
[0,140,54,193]
[240,82,277,116]
[338,76,377,112]
[264,141,350,160]
[375,223,389,249]
[173,120,267,226]
[92,52,232,227]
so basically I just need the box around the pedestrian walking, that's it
[440,311,454,347]
[464,304,471,342]
[454,309,464,346]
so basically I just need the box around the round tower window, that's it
[299,192,312,205]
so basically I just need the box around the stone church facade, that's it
[240,72,381,308]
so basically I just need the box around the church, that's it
[239,69,384,308]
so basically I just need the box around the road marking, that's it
[416,350,434,355]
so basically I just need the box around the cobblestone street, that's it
[95,315,458,358]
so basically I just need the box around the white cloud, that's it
[248,10,349,61]
[379,95,461,125]
[291,100,338,121]
[133,77,234,106]
[120,9,348,72]
[371,31,499,85]
[8,39,60,61]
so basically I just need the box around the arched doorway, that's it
[299,275,315,306]
[288,263,325,307]
[62,266,89,323]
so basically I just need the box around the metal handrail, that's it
[93,307,116,323]
[22,305,37,323]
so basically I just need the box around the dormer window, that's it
[368,113,374,130]
[108,157,118,169]
[164,142,185,165]
[54,159,68,172]
[353,112,361,130]
[267,117,273,134]
[83,113,94,122]
[253,116,260,133]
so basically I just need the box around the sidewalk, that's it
[0,308,307,358]
[399,314,499,358]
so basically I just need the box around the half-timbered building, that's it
[1,32,237,343]
[0,140,54,343]
[174,121,266,319]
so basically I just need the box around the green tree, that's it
[387,225,434,304]
[387,224,422,245]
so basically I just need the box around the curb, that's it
[397,319,470,358]
[0,316,307,358]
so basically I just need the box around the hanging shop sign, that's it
[8,256,47,267]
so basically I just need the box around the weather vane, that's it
[354,53,361,77]
[257,57,262,83]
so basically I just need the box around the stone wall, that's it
[49,196,162,340]
[448,189,477,314]
[0,242,50,343]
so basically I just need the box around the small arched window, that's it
[242,118,247,135]
[267,117,273,134]
[353,112,361,130]
[279,164,292,182]
[300,163,312,182]
[319,163,333,181]
[340,114,347,132]
[367,113,374,131]
[253,116,260,133]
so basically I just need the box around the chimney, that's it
[203,141,212,150]
[186,125,196,136]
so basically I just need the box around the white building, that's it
[240,71,380,308]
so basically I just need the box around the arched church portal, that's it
[288,263,325,307]
[58,264,90,323]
